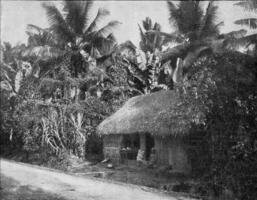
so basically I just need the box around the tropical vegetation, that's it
[233,0,257,56]
[1,0,256,199]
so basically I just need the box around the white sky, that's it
[1,1,256,47]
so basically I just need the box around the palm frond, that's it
[63,0,83,34]
[223,33,257,50]
[115,40,137,56]
[27,24,46,34]
[145,30,184,44]
[91,35,117,56]
[174,1,203,37]
[95,21,121,38]
[167,0,178,26]
[218,29,248,50]
[42,2,75,43]
[63,0,93,35]
[237,34,257,47]
[197,0,214,38]
[82,0,94,28]
[183,45,210,70]
[159,43,188,62]
[84,8,110,34]
[26,24,57,47]
[199,1,219,39]
[223,29,247,39]
[214,21,224,29]
[234,0,257,12]
[22,45,64,60]
[107,33,116,42]
[235,18,257,29]
[243,33,257,44]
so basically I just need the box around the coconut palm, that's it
[22,0,123,102]
[23,25,62,61]
[235,0,257,21]
[147,0,245,81]
[163,1,222,61]
[25,0,120,78]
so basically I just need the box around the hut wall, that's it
[140,134,146,151]
[155,137,191,174]
[103,135,122,162]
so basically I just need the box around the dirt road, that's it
[0,159,193,200]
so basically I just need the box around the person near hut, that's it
[136,149,145,166]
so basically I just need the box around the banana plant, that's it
[0,58,33,98]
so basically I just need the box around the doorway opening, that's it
[121,134,140,160]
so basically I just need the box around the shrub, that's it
[179,52,257,199]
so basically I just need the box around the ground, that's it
[0,159,196,200]
[0,175,66,200]
[68,159,194,193]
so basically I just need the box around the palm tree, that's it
[148,0,243,81]
[25,0,120,78]
[23,25,62,61]
[21,0,123,103]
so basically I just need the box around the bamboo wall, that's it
[155,137,191,174]
[103,134,192,174]
[103,135,122,162]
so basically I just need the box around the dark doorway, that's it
[121,134,140,160]
[145,134,155,160]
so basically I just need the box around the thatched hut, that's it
[97,90,198,174]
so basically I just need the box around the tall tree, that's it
[148,0,244,81]
[25,0,120,77]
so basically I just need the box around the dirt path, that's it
[0,159,193,200]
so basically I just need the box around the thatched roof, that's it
[97,90,195,137]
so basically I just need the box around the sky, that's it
[1,1,256,47]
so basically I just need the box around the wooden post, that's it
[136,134,146,163]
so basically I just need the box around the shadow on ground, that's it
[0,175,67,200]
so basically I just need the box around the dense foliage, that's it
[176,52,257,199]
[1,1,257,199]
[0,0,127,161]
